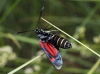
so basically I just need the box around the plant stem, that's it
[7,53,44,74]
[41,17,100,58]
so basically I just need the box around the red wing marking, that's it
[39,41,63,70]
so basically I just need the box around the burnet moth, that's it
[16,7,72,70]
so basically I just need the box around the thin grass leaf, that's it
[7,33,21,49]
[87,59,100,74]
[7,53,44,74]
[41,17,100,58]
[0,32,39,45]
[15,35,39,45]
[80,2,100,26]
[0,0,20,25]
[0,32,21,48]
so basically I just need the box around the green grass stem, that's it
[87,59,100,74]
[7,53,44,74]
[41,17,100,58]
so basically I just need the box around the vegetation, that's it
[0,0,100,74]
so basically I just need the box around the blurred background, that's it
[0,0,100,74]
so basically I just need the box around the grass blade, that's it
[7,53,44,74]
[87,59,100,74]
[41,17,100,58]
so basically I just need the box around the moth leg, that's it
[44,26,53,30]
[44,30,60,34]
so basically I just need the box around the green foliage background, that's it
[0,0,100,74]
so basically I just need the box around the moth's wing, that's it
[39,41,63,70]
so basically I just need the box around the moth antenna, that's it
[36,7,44,28]
[15,30,34,35]
[15,7,44,35]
